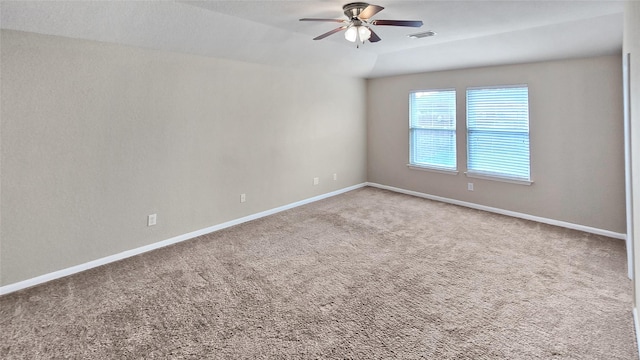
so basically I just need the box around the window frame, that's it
[407,88,458,174]
[465,84,532,185]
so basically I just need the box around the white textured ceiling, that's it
[0,0,625,78]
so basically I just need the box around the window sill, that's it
[407,164,459,175]
[465,171,533,186]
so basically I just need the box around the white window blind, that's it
[409,89,456,171]
[466,85,530,181]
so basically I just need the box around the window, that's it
[409,89,456,172]
[466,85,531,183]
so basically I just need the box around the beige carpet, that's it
[0,187,637,359]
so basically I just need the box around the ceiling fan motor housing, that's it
[343,2,370,19]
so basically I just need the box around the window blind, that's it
[409,89,456,171]
[466,86,530,181]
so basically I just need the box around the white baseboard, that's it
[366,182,626,240]
[1,182,625,296]
[635,308,640,360]
[0,183,367,296]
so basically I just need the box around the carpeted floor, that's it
[0,187,637,359]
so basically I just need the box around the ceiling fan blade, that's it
[368,29,382,43]
[300,18,347,23]
[358,4,384,20]
[313,26,348,40]
[371,20,423,27]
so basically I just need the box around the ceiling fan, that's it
[299,2,423,45]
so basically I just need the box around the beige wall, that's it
[367,55,625,233]
[0,30,367,286]
[625,1,640,308]
[0,28,629,289]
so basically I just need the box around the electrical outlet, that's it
[333,173,337,181]
[240,193,246,203]
[467,183,474,191]
[313,177,319,185]
[147,214,157,226]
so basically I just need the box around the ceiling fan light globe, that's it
[345,26,358,42]
[358,26,372,41]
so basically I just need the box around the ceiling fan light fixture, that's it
[345,25,371,43]
[345,26,358,42]
[358,26,372,42]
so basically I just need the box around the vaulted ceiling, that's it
[0,0,625,78]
